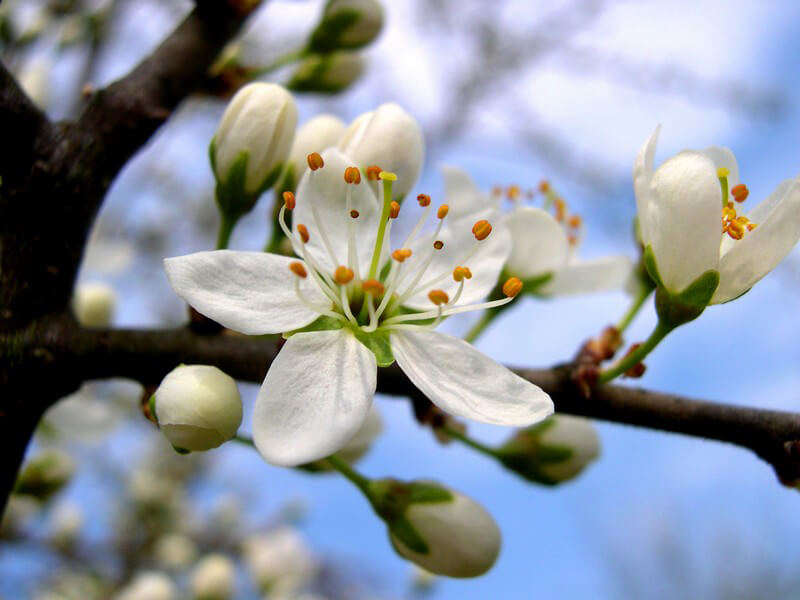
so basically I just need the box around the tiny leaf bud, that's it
[308,0,384,52]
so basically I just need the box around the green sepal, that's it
[388,516,430,554]
[215,152,284,221]
[654,269,720,328]
[287,53,362,95]
[495,422,574,486]
[172,445,191,455]
[407,482,454,504]
[643,245,664,289]
[284,315,344,338]
[522,272,555,297]
[149,394,158,425]
[308,9,362,53]
[353,328,394,367]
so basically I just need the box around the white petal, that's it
[401,210,511,310]
[713,177,800,303]
[647,151,721,293]
[293,148,381,278]
[440,165,493,220]
[164,251,325,335]
[539,255,634,296]
[504,207,570,280]
[391,330,553,426]
[632,125,660,245]
[701,146,740,190]
[253,329,377,466]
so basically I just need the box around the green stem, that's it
[464,310,500,343]
[368,179,393,280]
[216,213,238,249]
[617,281,655,334]
[442,426,499,460]
[249,48,308,78]
[324,454,372,496]
[597,319,674,384]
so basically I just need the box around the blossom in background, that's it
[634,126,800,304]
[441,166,633,296]
[242,527,316,595]
[166,147,553,467]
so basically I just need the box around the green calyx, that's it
[309,7,371,53]
[284,314,396,366]
[495,420,574,486]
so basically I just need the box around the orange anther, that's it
[362,279,385,296]
[334,265,354,284]
[507,185,520,200]
[390,201,400,219]
[297,224,310,243]
[307,152,324,171]
[502,277,523,298]
[282,191,296,210]
[391,248,413,263]
[289,262,307,278]
[417,193,431,207]
[539,180,550,193]
[428,289,449,305]
[568,233,579,246]
[472,219,492,241]
[554,197,566,222]
[452,266,473,282]
[433,240,444,250]
[731,183,749,203]
[366,165,383,181]
[350,209,360,219]
[437,205,449,219]
[567,214,582,228]
[344,166,361,184]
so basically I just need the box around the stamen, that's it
[293,279,346,323]
[452,266,472,282]
[400,203,432,249]
[363,279,385,297]
[334,265,354,284]
[297,224,310,244]
[345,184,359,276]
[307,152,324,171]
[283,191,296,211]
[437,205,449,219]
[289,262,307,278]
[472,219,492,241]
[554,197,566,222]
[428,289,449,305]
[350,210,360,219]
[731,184,749,203]
[539,180,550,193]
[417,194,431,207]
[366,165,383,181]
[502,277,523,298]
[389,201,400,219]
[567,215,582,228]
[433,240,444,250]
[392,248,413,263]
[491,185,502,197]
[344,166,361,184]
[382,296,515,326]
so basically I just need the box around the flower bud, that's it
[153,365,243,452]
[286,114,346,188]
[49,501,83,548]
[371,480,500,578]
[309,0,384,52]
[288,51,365,95]
[337,103,424,200]
[155,533,197,570]
[211,83,298,212]
[242,527,316,593]
[14,449,75,501]
[190,553,236,600]
[114,572,176,600]
[496,415,600,485]
[72,281,116,328]
[18,58,50,108]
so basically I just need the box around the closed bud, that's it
[190,554,236,600]
[211,83,297,215]
[496,415,600,485]
[114,572,176,600]
[48,502,83,548]
[288,51,365,95]
[153,365,243,452]
[155,533,198,571]
[286,114,346,188]
[337,103,424,200]
[309,0,384,52]
[14,449,75,501]
[242,527,316,593]
[370,480,500,578]
[72,281,116,328]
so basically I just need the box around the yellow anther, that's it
[507,185,521,201]
[433,240,444,250]
[567,214,582,228]
[417,193,431,207]
[452,266,473,282]
[554,197,566,222]
[437,205,449,219]
[366,165,383,181]
[350,209,360,219]
[282,191,296,211]
[731,183,749,203]
[747,222,757,231]
[472,219,492,241]
[307,152,324,171]
[379,171,398,181]
[717,167,730,178]
[539,180,550,193]
[297,223,310,244]
[428,289,449,305]
[363,279,385,297]
[389,201,400,219]
[334,265,354,284]
[344,166,361,184]
[391,248,413,263]
[502,277,523,298]
[289,262,307,279]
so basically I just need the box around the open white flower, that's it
[441,166,633,296]
[634,126,800,304]
[165,149,552,467]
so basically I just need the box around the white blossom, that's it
[72,282,116,328]
[189,554,236,600]
[114,572,176,600]
[242,527,316,594]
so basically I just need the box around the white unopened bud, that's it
[154,365,243,452]
[114,572,176,600]
[337,103,424,200]
[72,282,116,328]
[536,415,600,482]
[388,484,500,578]
[288,114,346,183]
[288,52,365,95]
[155,533,197,570]
[212,83,298,197]
[242,527,316,593]
[310,0,384,52]
[18,59,50,108]
[49,502,83,547]
[190,554,236,600]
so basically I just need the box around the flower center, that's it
[718,167,757,241]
